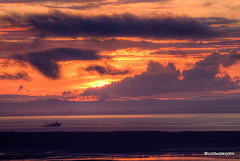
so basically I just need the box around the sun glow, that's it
[88,80,111,88]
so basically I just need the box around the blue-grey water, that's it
[1,113,240,132]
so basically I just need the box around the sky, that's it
[0,0,240,116]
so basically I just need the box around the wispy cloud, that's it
[116,0,170,4]
[85,63,130,75]
[0,71,31,81]
[198,17,239,25]
[18,85,23,91]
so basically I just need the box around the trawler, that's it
[42,121,61,127]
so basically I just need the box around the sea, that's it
[0,113,240,132]
[1,113,240,160]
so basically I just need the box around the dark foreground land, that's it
[1,131,240,159]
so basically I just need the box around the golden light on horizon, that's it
[88,80,112,88]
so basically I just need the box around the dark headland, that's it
[1,131,240,159]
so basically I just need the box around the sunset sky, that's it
[0,0,240,116]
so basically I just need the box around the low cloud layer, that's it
[85,64,130,75]
[0,94,58,102]
[0,72,31,81]
[1,11,218,39]
[82,51,240,98]
[11,48,101,79]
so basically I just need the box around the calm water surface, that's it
[1,113,240,132]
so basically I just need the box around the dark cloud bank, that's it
[11,48,101,79]
[82,50,240,98]
[1,11,219,39]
